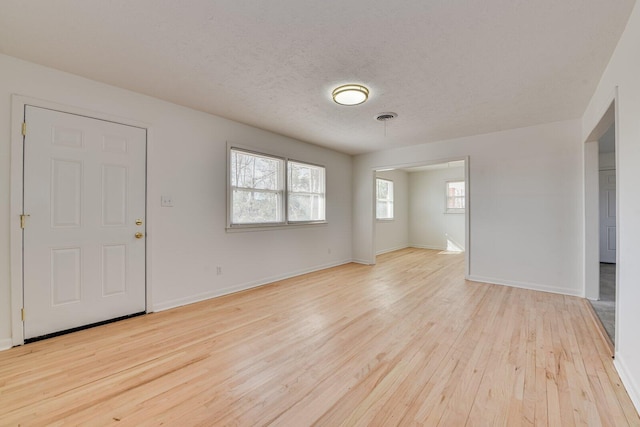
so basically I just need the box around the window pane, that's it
[289,162,325,193]
[231,150,282,190]
[446,181,465,211]
[449,196,465,209]
[289,194,325,221]
[447,181,464,195]
[377,180,388,199]
[377,201,393,219]
[232,189,281,224]
[376,179,394,219]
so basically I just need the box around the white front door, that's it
[599,169,616,264]
[23,106,147,340]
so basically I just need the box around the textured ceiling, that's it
[0,0,635,154]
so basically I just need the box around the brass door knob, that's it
[135,219,143,226]
[135,232,144,239]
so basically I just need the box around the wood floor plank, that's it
[0,248,638,426]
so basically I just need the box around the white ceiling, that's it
[0,1,635,155]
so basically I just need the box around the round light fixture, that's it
[332,84,369,106]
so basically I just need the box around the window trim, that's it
[376,178,394,221]
[227,144,327,229]
[445,179,465,214]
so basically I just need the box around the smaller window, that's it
[376,178,394,220]
[445,180,465,213]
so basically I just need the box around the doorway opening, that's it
[372,157,470,277]
[584,99,618,351]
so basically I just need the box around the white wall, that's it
[582,1,640,410]
[0,53,353,348]
[375,170,409,254]
[353,120,583,295]
[409,167,465,251]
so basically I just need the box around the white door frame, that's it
[9,95,153,346]
[583,88,619,346]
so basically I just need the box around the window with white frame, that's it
[229,148,326,227]
[230,149,285,224]
[376,178,394,220]
[288,161,326,222]
[445,180,465,213]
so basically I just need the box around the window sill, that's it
[226,221,328,233]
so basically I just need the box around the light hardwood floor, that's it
[1,248,638,426]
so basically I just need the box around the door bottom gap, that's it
[24,311,146,344]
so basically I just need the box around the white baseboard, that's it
[466,275,583,297]
[376,245,410,255]
[0,338,13,352]
[351,258,374,265]
[614,354,640,414]
[153,259,352,312]
[410,244,447,251]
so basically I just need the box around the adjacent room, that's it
[1,0,640,424]
[375,160,467,256]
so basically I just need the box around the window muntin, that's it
[376,178,394,220]
[229,148,326,227]
[288,161,326,222]
[446,180,465,213]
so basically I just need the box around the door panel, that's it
[23,106,146,339]
[51,159,82,227]
[102,244,127,296]
[599,169,616,263]
[51,248,82,305]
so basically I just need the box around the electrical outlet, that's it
[216,266,222,275]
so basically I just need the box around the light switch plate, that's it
[161,195,173,207]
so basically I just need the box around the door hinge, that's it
[21,122,27,136]
[21,308,25,321]
[20,214,30,229]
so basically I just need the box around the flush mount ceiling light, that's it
[332,84,369,106]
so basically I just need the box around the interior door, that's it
[23,106,147,340]
[599,169,616,264]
